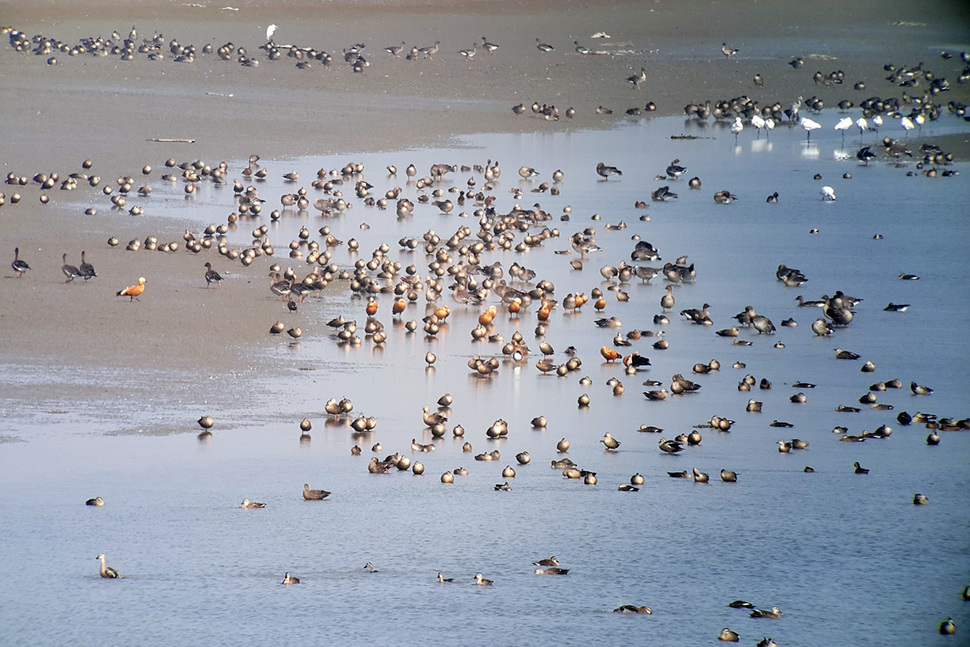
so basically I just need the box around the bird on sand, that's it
[11,247,30,278]
[96,554,119,578]
[721,42,739,59]
[62,253,82,282]
[204,262,223,287]
[117,277,147,302]
[79,251,96,280]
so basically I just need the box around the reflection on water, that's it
[2,113,969,645]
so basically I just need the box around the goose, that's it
[596,162,622,180]
[204,262,223,287]
[78,251,96,280]
[627,68,647,88]
[96,554,119,578]
[574,41,591,56]
[11,247,30,277]
[481,37,499,55]
[62,253,82,282]
[384,41,405,57]
[535,39,555,53]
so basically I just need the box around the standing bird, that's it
[11,247,30,278]
[79,251,96,280]
[660,285,675,312]
[834,117,853,144]
[535,38,554,53]
[857,146,876,165]
[627,68,647,88]
[96,554,119,578]
[801,117,821,142]
[117,277,147,302]
[204,262,223,288]
[721,42,739,59]
[62,253,82,282]
[596,162,622,180]
[481,37,499,55]
[265,24,277,43]
[730,117,744,143]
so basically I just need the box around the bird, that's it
[721,42,738,59]
[939,618,955,635]
[614,605,652,614]
[265,24,277,42]
[363,562,378,573]
[303,483,330,500]
[535,38,554,53]
[596,162,622,180]
[534,567,570,575]
[533,556,559,566]
[79,251,96,280]
[692,468,709,483]
[834,116,853,144]
[730,117,744,143]
[204,262,223,287]
[728,600,754,608]
[473,572,493,585]
[627,68,647,88]
[749,606,782,619]
[857,146,876,165]
[820,186,836,201]
[11,247,30,278]
[658,438,683,453]
[835,348,860,360]
[437,572,454,583]
[854,461,869,474]
[720,469,738,482]
[801,117,821,142]
[117,277,147,302]
[384,41,405,57]
[911,381,933,395]
[601,433,621,450]
[884,303,909,312]
[481,37,499,55]
[719,628,740,642]
[62,253,82,282]
[96,554,119,578]
[913,493,929,505]
[660,285,675,312]
[574,40,591,56]
[86,497,105,506]
[666,159,687,179]
[241,499,266,509]
[282,572,300,585]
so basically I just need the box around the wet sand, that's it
[2,0,969,431]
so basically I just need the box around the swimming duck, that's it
[86,497,105,506]
[910,381,933,395]
[658,438,683,454]
[835,348,860,360]
[749,606,782,619]
[303,483,331,500]
[613,605,652,614]
[533,556,559,566]
[363,562,378,573]
[11,247,30,278]
[719,628,740,642]
[436,572,454,583]
[853,461,869,474]
[939,618,955,635]
[282,572,300,585]
[96,554,119,578]
[241,499,266,509]
[720,469,738,482]
[473,572,493,585]
[535,567,570,575]
[913,493,929,505]
[692,468,709,483]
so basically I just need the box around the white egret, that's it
[266,24,277,42]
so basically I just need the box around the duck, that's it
[939,618,955,635]
[666,159,687,179]
[913,493,929,505]
[363,562,378,573]
[96,554,119,578]
[437,572,454,583]
[62,253,82,282]
[85,497,105,506]
[204,262,223,287]
[473,572,493,585]
[719,628,740,642]
[658,438,683,454]
[535,38,554,53]
[749,606,782,619]
[601,433,621,450]
[720,469,738,482]
[692,467,709,483]
[282,572,300,585]
[303,483,331,500]
[910,381,933,395]
[241,499,266,509]
[728,600,754,608]
[11,247,30,278]
[853,461,869,474]
[534,567,569,575]
[116,277,147,302]
[533,556,559,566]
[835,348,860,360]
[613,605,652,614]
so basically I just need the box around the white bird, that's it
[834,117,852,144]
[914,114,924,136]
[900,116,915,139]
[801,117,821,142]
[750,113,766,139]
[871,115,883,133]
[731,116,744,143]
[855,117,868,141]
[266,24,277,42]
[764,117,775,139]
[820,186,836,201]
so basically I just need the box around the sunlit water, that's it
[2,113,969,645]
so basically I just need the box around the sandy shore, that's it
[2,0,969,431]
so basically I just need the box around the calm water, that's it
[2,114,969,645]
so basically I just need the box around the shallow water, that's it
[2,113,969,645]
